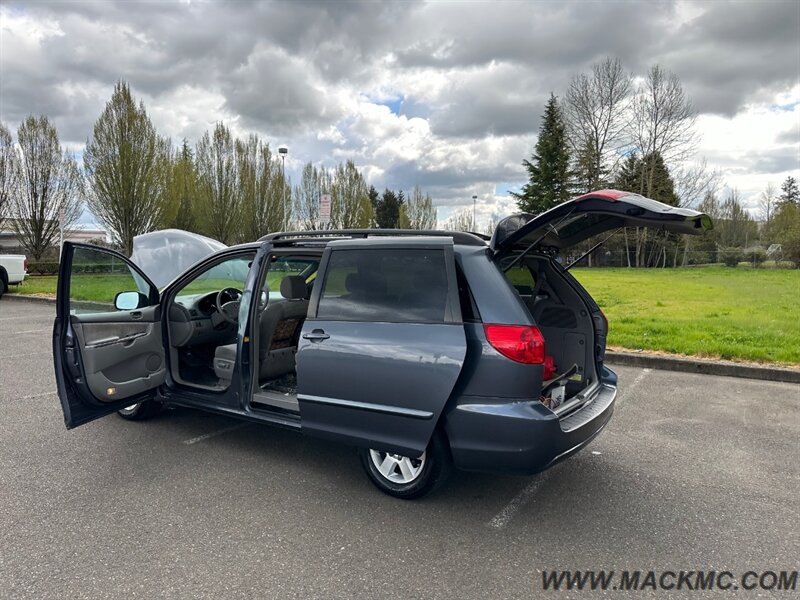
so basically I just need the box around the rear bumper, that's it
[444,381,617,475]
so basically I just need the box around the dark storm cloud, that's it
[655,1,800,116]
[1,0,797,204]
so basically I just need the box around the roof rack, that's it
[258,229,488,246]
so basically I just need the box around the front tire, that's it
[359,430,452,499]
[117,400,163,421]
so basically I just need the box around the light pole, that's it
[472,195,477,231]
[279,146,288,230]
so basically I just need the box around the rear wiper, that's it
[565,228,622,271]
[502,206,577,273]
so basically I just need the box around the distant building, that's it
[0,220,108,252]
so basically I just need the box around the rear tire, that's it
[0,273,7,298]
[117,400,163,421]
[359,430,452,499]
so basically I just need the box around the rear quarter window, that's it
[316,248,451,323]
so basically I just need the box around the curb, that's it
[1,293,56,306]
[605,350,800,385]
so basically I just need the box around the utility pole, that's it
[279,147,288,230]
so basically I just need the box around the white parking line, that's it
[488,471,552,529]
[617,368,651,402]
[13,328,51,334]
[182,423,249,445]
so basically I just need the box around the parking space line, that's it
[617,368,651,402]
[488,471,552,529]
[13,328,52,334]
[182,423,249,445]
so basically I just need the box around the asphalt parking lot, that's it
[1,299,798,599]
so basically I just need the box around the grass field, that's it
[8,267,800,365]
[572,267,800,365]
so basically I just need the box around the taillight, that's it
[23,258,28,272]
[483,324,545,364]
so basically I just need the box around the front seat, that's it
[214,275,310,385]
[258,275,309,382]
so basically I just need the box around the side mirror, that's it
[115,291,147,311]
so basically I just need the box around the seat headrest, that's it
[280,275,308,300]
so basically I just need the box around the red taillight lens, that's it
[483,324,546,364]
[23,257,28,272]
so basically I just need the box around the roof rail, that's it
[258,229,488,246]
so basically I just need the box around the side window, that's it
[317,248,451,323]
[264,256,319,298]
[70,247,155,315]
[503,265,536,298]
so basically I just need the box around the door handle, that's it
[302,329,330,342]
[130,311,142,320]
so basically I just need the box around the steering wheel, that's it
[215,287,242,325]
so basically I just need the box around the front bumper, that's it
[444,381,617,475]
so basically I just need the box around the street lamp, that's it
[472,195,478,231]
[279,146,288,230]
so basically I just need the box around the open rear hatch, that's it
[490,189,712,417]
[490,189,712,256]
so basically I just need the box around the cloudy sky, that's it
[1,0,798,228]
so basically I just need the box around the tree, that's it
[613,152,678,205]
[237,134,285,241]
[757,182,778,239]
[163,139,199,232]
[613,151,679,266]
[0,122,14,228]
[8,116,83,259]
[84,82,171,255]
[484,212,501,237]
[772,201,800,266]
[330,160,373,229]
[717,189,757,249]
[293,162,332,231]
[565,57,632,191]
[195,122,241,244]
[779,175,799,205]
[375,188,402,228]
[442,208,474,232]
[512,94,571,213]
[402,185,437,230]
[630,65,698,195]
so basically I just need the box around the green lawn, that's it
[9,267,800,365]
[572,267,800,365]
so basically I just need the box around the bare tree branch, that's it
[9,115,83,259]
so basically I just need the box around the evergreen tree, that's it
[613,152,678,206]
[511,94,571,213]
[376,188,402,228]
[572,139,608,194]
[779,175,799,205]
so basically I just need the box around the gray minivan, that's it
[53,190,712,498]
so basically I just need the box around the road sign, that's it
[319,194,331,226]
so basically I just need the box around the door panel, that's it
[54,242,164,429]
[70,307,165,402]
[296,239,467,455]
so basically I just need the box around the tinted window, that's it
[317,248,450,323]
[503,265,536,297]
